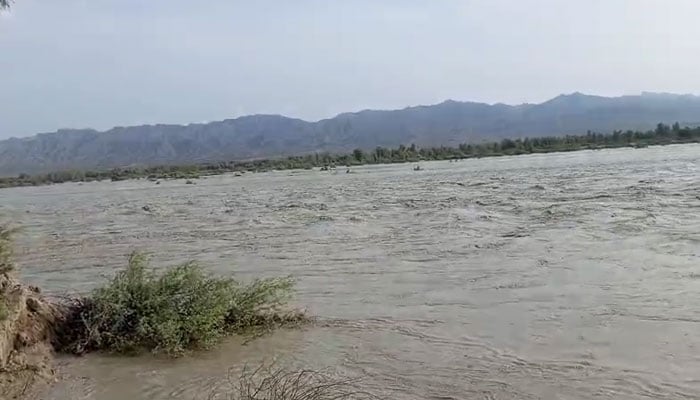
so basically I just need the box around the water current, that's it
[2,144,699,399]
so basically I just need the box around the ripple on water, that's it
[4,144,700,399]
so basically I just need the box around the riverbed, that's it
[2,144,700,399]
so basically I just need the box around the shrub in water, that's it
[58,253,300,355]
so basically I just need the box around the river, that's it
[2,144,699,399]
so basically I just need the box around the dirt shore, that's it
[0,273,59,399]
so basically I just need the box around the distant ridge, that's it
[1,92,700,176]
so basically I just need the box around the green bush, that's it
[57,253,302,355]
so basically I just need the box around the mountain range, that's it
[1,92,699,176]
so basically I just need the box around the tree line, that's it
[1,122,699,189]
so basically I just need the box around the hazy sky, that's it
[1,0,699,138]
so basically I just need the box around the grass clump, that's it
[57,253,304,356]
[212,364,377,400]
[0,300,7,321]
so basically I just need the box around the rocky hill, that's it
[1,92,700,176]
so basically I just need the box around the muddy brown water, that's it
[1,144,700,399]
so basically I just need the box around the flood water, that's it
[2,144,700,399]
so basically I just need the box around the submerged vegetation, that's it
[217,364,377,400]
[55,253,304,355]
[1,122,699,189]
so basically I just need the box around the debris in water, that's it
[440,181,465,187]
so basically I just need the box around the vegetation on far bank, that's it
[219,364,377,400]
[1,122,699,189]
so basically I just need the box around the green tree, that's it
[500,138,516,150]
[672,122,681,133]
[352,148,364,162]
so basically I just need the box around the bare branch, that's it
[212,362,380,400]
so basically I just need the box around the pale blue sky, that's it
[1,0,699,138]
